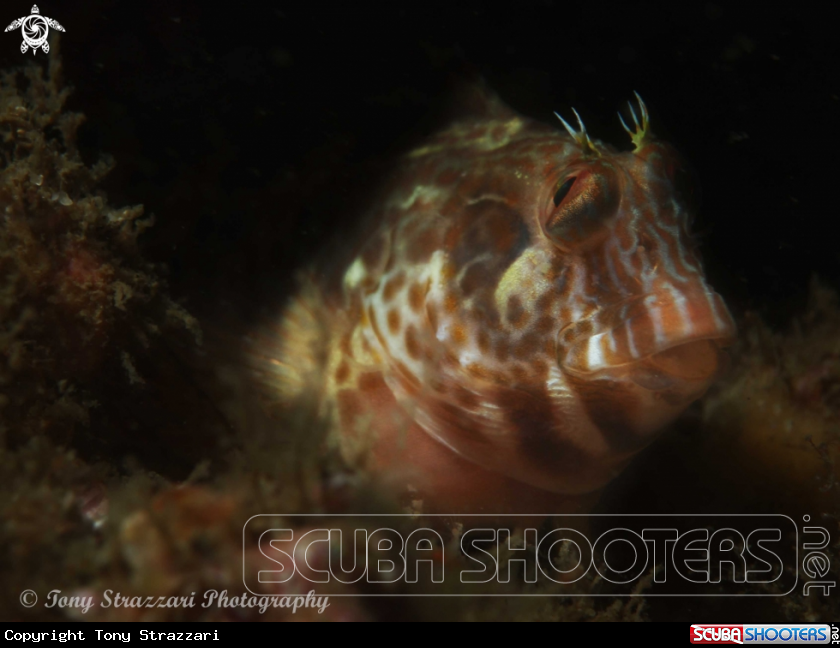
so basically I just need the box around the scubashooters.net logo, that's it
[690,624,833,644]
[802,514,836,597]
[4,5,65,55]
[242,514,809,597]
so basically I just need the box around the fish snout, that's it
[558,283,735,390]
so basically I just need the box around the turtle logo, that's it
[5,5,65,55]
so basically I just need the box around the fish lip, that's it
[556,286,736,378]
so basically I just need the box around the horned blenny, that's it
[258,85,736,514]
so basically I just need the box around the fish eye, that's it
[543,167,619,250]
[553,177,576,207]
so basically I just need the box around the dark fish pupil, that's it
[553,177,576,207]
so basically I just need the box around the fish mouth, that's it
[557,285,736,390]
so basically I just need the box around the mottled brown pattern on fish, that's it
[263,85,737,514]
[407,282,425,313]
[386,309,400,335]
[404,325,421,360]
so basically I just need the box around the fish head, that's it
[546,137,736,434]
[358,95,736,497]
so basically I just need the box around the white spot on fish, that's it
[343,257,367,290]
[662,282,693,338]
[586,334,606,370]
[644,293,666,347]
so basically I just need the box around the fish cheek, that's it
[449,201,531,286]
[496,389,571,466]
[492,387,603,494]
[564,373,645,454]
[443,201,531,340]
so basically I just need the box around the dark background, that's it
[2,1,837,327]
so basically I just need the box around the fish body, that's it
[262,86,735,513]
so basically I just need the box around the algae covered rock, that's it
[0,53,209,470]
[701,277,840,512]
